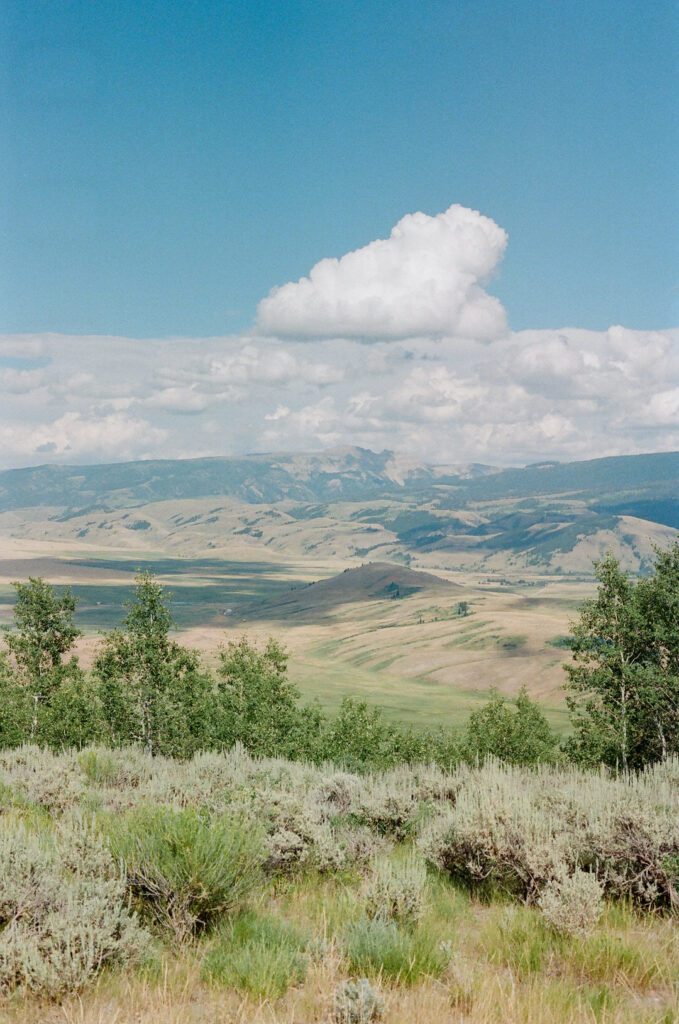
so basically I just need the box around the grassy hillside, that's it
[0,550,579,732]
[237,562,460,621]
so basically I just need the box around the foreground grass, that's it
[0,746,677,1023]
[2,873,676,1024]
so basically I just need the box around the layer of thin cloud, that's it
[0,411,167,463]
[256,204,508,340]
[1,327,678,470]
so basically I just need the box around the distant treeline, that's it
[1,541,678,771]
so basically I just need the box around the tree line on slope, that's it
[0,541,677,770]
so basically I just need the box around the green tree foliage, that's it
[464,687,558,765]
[322,697,404,771]
[0,651,32,748]
[215,637,311,758]
[634,544,679,761]
[4,576,81,695]
[95,573,213,757]
[37,667,102,750]
[2,577,87,745]
[565,543,679,769]
[0,571,611,771]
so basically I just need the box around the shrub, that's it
[201,912,308,999]
[333,977,384,1023]
[352,771,422,839]
[78,747,121,787]
[419,763,574,901]
[419,758,679,911]
[538,869,604,937]
[0,745,84,812]
[256,789,325,873]
[363,854,427,927]
[109,806,263,941]
[343,917,449,984]
[313,824,387,874]
[0,816,146,997]
[586,806,679,910]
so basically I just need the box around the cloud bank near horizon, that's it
[1,325,678,471]
[1,204,677,471]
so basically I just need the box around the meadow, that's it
[0,542,581,733]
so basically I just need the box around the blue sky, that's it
[2,0,677,338]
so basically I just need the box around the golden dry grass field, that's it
[0,528,590,731]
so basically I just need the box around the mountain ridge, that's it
[0,447,675,574]
[0,447,677,514]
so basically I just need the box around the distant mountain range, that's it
[1,447,678,517]
[0,447,497,512]
[0,447,676,574]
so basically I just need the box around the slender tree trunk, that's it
[31,693,39,742]
[619,680,628,772]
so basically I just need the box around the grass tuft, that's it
[343,916,450,985]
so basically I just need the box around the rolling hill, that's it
[237,562,459,621]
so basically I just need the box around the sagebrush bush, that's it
[109,806,263,941]
[352,771,422,839]
[363,854,427,926]
[538,869,604,937]
[333,977,384,1023]
[419,758,679,910]
[0,816,146,996]
[419,765,574,901]
[586,806,679,910]
[0,743,674,978]
[0,745,83,811]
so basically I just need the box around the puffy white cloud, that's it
[0,367,49,394]
[634,387,679,426]
[256,204,508,340]
[207,343,345,386]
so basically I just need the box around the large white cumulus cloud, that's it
[256,204,508,340]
